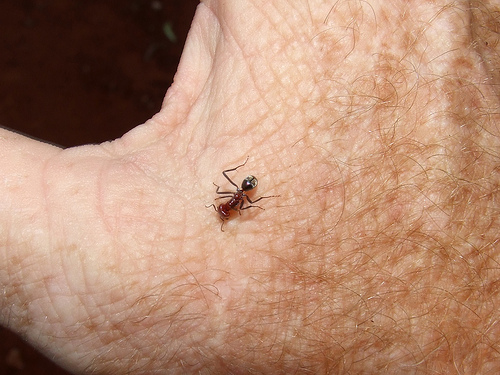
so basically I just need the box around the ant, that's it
[207,157,279,231]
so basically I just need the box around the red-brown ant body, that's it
[207,158,278,231]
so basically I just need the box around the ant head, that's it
[241,175,258,191]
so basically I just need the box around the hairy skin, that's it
[1,0,500,373]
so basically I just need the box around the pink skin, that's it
[1,0,500,373]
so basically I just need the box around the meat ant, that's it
[207,157,279,231]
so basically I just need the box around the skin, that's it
[1,0,500,373]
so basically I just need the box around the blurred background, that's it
[0,0,199,373]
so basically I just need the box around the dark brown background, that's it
[0,0,199,373]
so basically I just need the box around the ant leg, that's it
[239,196,265,213]
[213,182,236,196]
[237,199,245,215]
[246,194,280,204]
[205,203,227,232]
[214,195,233,201]
[222,156,249,188]
[240,204,265,212]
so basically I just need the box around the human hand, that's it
[1,0,499,373]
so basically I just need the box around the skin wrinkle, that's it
[0,0,499,373]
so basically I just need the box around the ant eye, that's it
[241,175,258,191]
